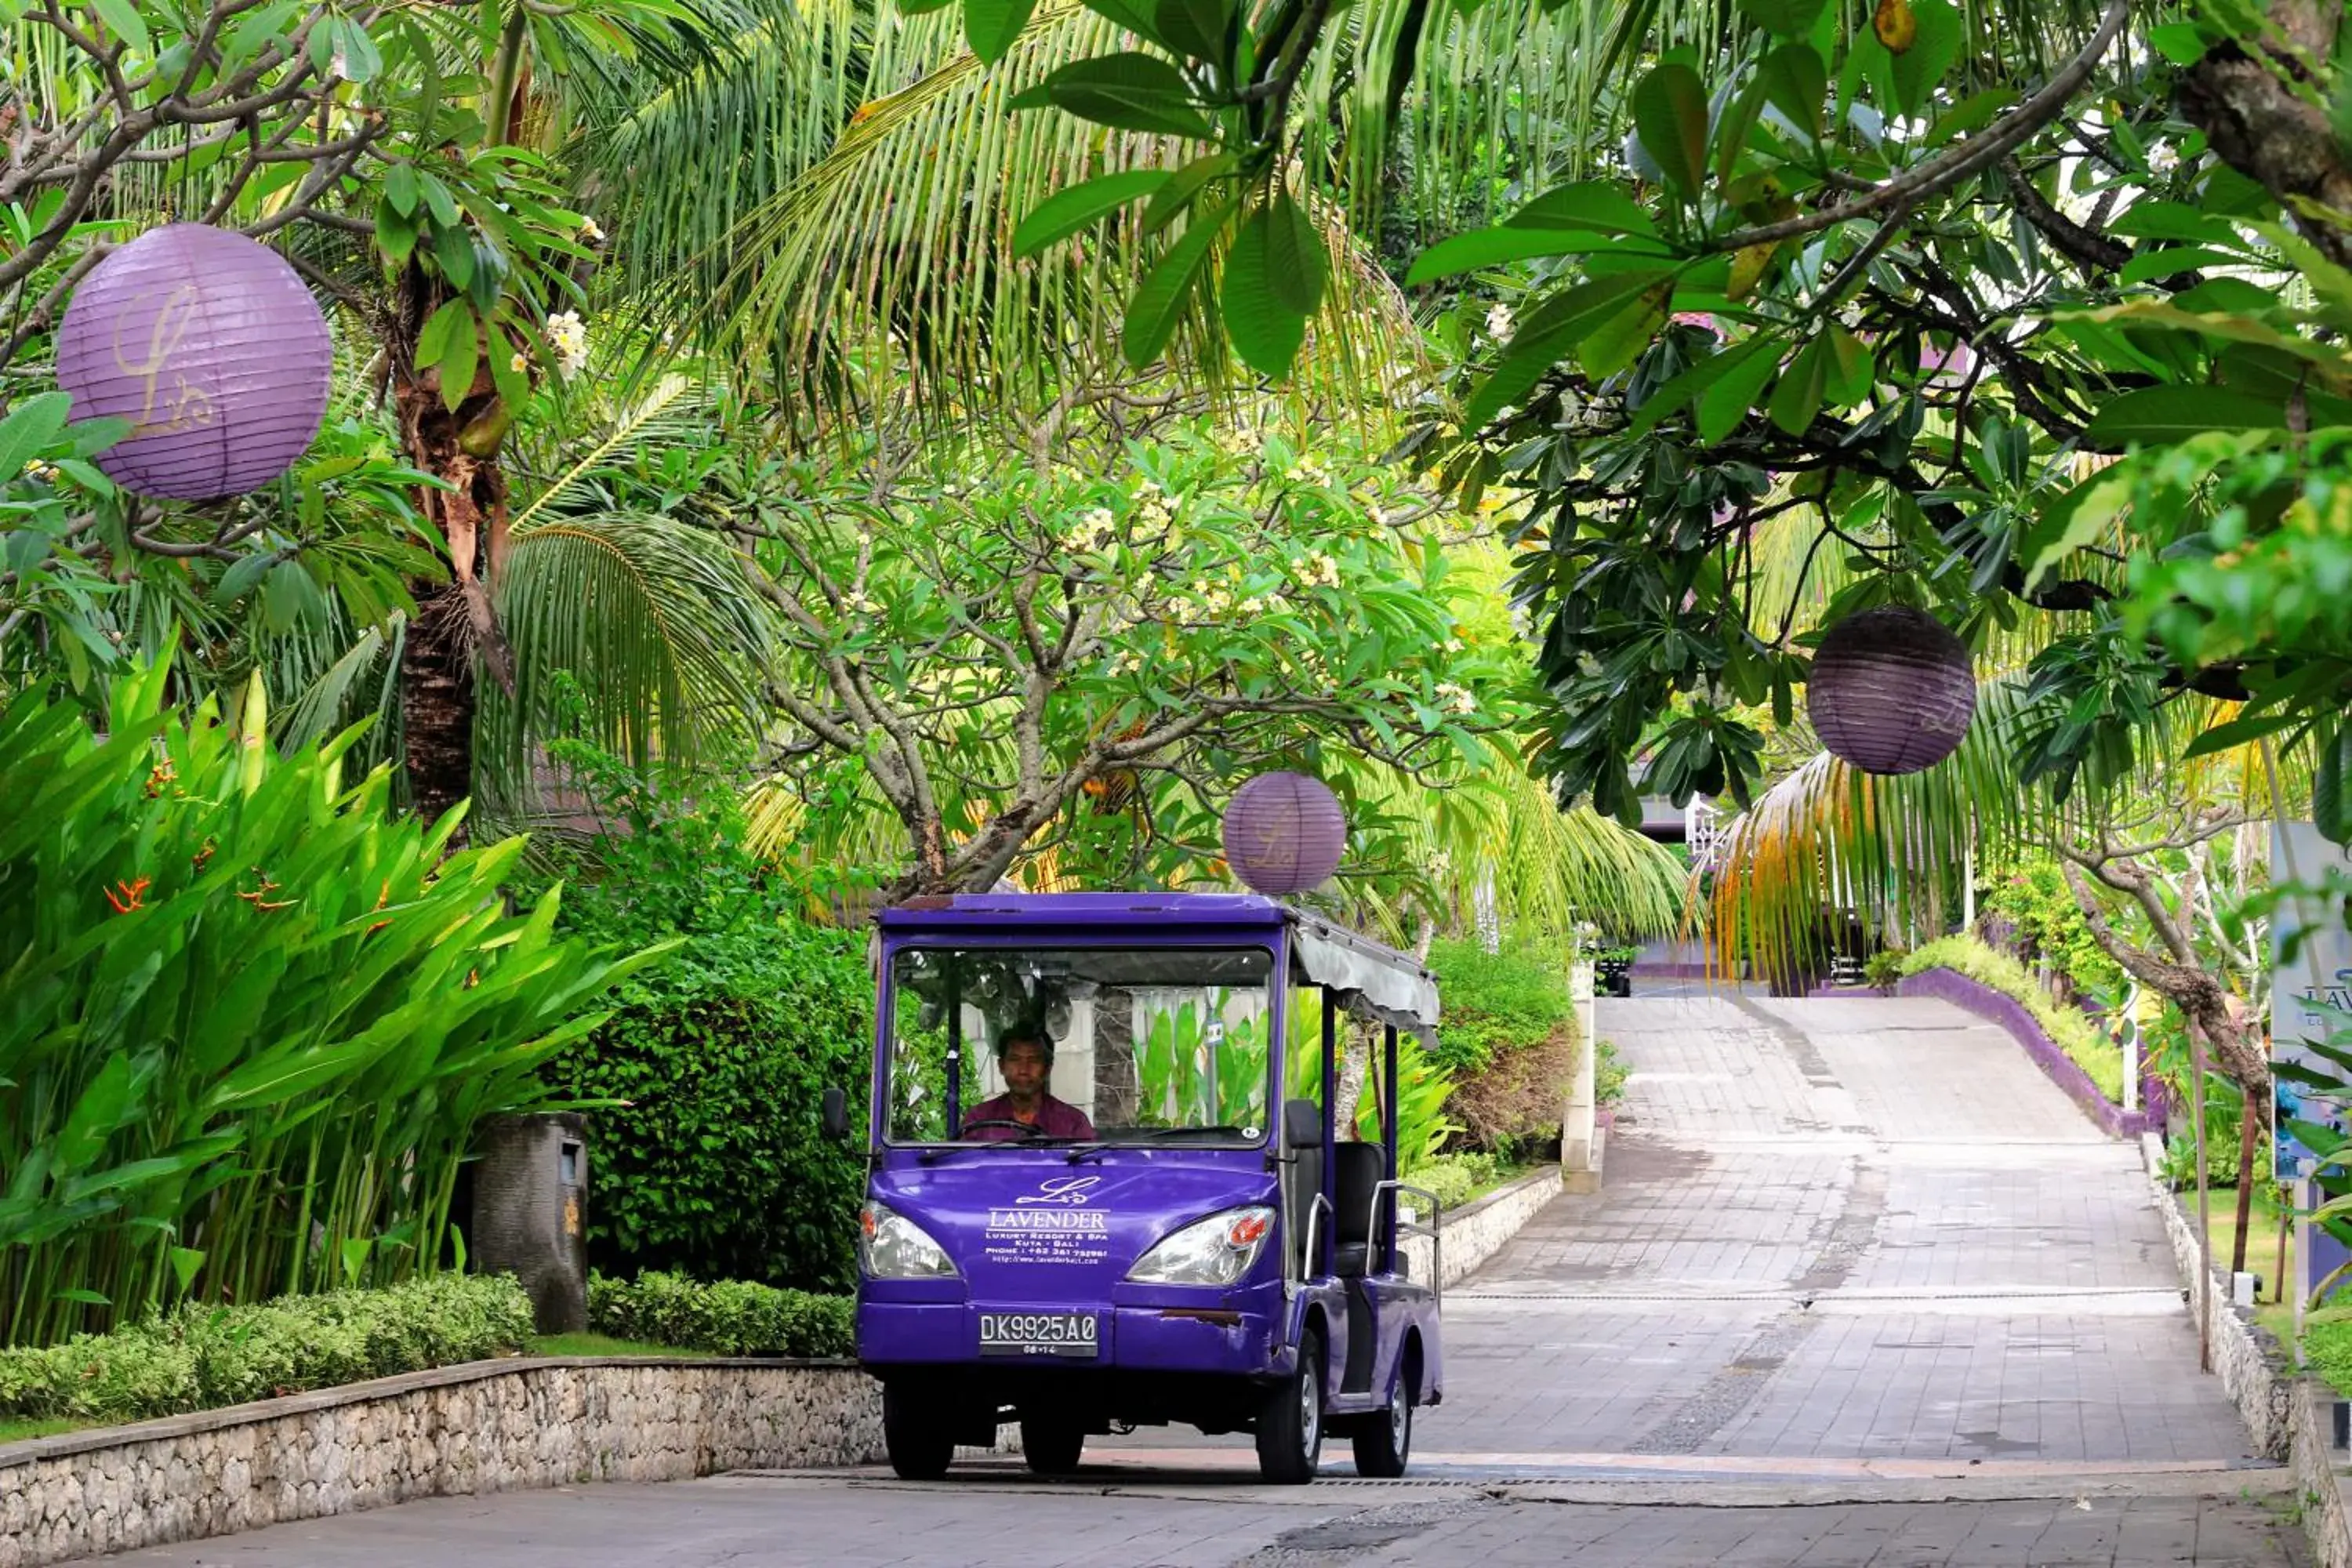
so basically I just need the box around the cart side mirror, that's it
[1283,1098,1323,1151]
[822,1086,851,1140]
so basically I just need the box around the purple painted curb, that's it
[1896,967,2154,1139]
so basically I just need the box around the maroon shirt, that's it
[961,1093,1096,1142]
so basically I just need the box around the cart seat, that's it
[1331,1142,1384,1278]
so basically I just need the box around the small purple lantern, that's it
[55,224,331,499]
[1221,771,1347,895]
[1806,605,1977,775]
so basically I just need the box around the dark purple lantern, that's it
[55,224,331,499]
[1806,605,1977,775]
[1221,771,1347,895]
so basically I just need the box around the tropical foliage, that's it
[0,657,655,1345]
[586,1269,855,1357]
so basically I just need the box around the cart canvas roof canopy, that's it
[876,893,1439,1036]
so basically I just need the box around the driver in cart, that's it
[960,1028,1096,1142]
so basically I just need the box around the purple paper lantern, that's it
[55,224,331,499]
[1221,771,1347,895]
[1806,605,1977,775]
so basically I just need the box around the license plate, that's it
[978,1312,1098,1358]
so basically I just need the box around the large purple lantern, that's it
[1806,605,1977,775]
[1221,771,1347,895]
[55,224,331,499]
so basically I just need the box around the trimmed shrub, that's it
[546,760,869,1292]
[0,1273,533,1425]
[587,1271,853,1358]
[1412,1152,1510,1211]
[2308,1313,2352,1398]
[1900,935,2125,1101]
[1430,938,1577,1154]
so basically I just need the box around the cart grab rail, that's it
[1369,1180,1442,1303]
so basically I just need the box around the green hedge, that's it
[0,1273,532,1426]
[586,1271,853,1358]
[545,761,869,1293]
[2308,1315,2352,1398]
[1900,935,2126,1102]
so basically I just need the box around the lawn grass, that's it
[2195,1188,2302,1342]
[0,1415,89,1445]
[528,1331,717,1359]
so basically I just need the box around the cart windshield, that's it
[884,945,1276,1146]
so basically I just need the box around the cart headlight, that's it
[859,1203,958,1279]
[1127,1205,1276,1287]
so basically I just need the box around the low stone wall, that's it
[0,1358,880,1568]
[2140,1132,2295,1460]
[2293,1378,2352,1568]
[1899,967,2154,1138]
[1403,1164,1563,1290]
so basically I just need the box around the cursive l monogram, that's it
[1013,1176,1102,1206]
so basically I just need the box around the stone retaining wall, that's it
[2140,1132,2295,1460]
[5,1176,1566,1567]
[0,1358,880,1568]
[1899,967,2154,1138]
[2293,1378,2352,1568]
[1403,1164,1563,1289]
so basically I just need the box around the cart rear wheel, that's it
[1351,1370,1413,1478]
[883,1385,954,1480]
[1256,1329,1325,1484]
[1021,1415,1085,1475]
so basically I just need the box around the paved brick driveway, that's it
[104,993,2307,1566]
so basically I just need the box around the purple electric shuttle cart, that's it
[830,891,1444,1484]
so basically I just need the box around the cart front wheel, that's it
[884,1384,954,1480]
[1256,1329,1326,1484]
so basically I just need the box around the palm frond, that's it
[484,511,775,808]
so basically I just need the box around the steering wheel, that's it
[959,1118,1047,1139]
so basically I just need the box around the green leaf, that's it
[1767,336,1828,434]
[2318,716,2352,845]
[1697,338,1784,442]
[1504,180,1657,236]
[1142,152,1235,234]
[1461,266,1676,427]
[1264,190,1326,317]
[415,296,473,374]
[1760,43,1827,143]
[2183,708,2304,760]
[1405,227,1630,284]
[1152,0,1232,67]
[1739,0,1826,38]
[384,162,420,218]
[2147,22,2207,64]
[1013,170,1170,257]
[1016,53,1214,139]
[1631,335,1774,435]
[2019,465,2132,585]
[216,550,279,604]
[0,390,73,477]
[440,315,481,414]
[431,223,474,289]
[964,0,1040,63]
[1888,0,1959,117]
[1824,325,1874,405]
[2082,386,2293,448]
[1579,284,1670,378]
[1715,74,1770,184]
[1924,87,2015,146]
[1633,64,1709,196]
[169,1246,206,1294]
[1122,201,1229,368]
[1223,205,1306,379]
[417,173,462,230]
[332,16,382,83]
[89,0,151,57]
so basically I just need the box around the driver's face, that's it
[999,1041,1051,1099]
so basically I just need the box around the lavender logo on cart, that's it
[1013,1176,1102,1207]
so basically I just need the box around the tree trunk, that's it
[402,587,476,832]
[389,267,517,837]
[2178,0,2352,267]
